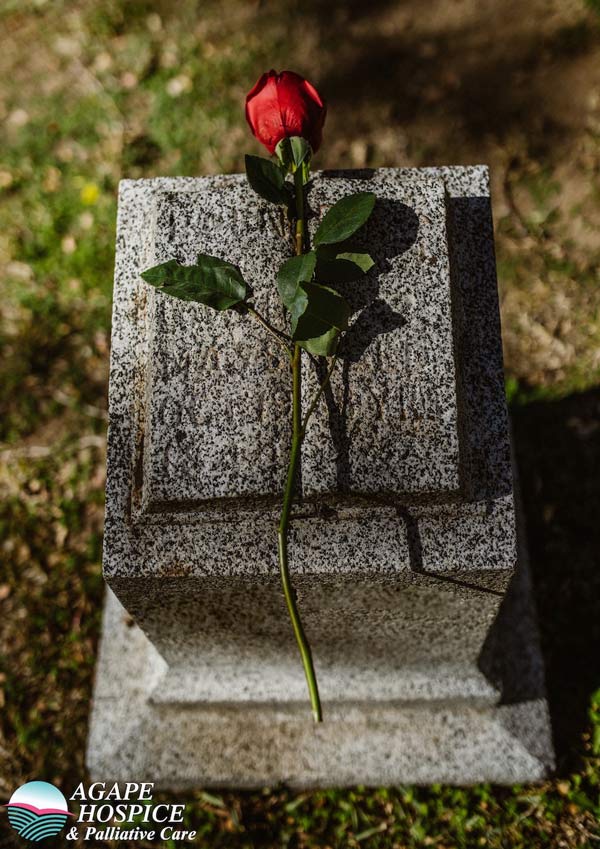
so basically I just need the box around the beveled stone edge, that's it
[131,173,465,522]
[102,165,518,580]
[86,587,555,788]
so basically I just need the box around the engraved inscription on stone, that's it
[302,174,462,499]
[140,174,462,513]
[141,184,291,511]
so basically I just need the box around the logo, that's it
[3,781,72,841]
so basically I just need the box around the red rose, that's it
[245,69,326,156]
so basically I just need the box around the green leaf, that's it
[315,250,374,283]
[593,723,600,756]
[140,254,248,310]
[276,252,316,310]
[313,192,376,247]
[292,281,350,356]
[300,158,311,185]
[275,136,311,174]
[298,325,340,356]
[337,252,375,273]
[244,154,289,205]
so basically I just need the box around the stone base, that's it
[87,567,554,788]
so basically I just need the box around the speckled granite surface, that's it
[143,184,291,509]
[89,166,554,785]
[87,573,553,786]
[144,175,460,506]
[302,175,460,499]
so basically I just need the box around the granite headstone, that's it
[87,166,554,786]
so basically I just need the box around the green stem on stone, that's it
[278,343,322,723]
[294,167,305,255]
[277,162,323,723]
[246,305,292,360]
[301,350,339,437]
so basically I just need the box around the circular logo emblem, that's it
[4,781,70,841]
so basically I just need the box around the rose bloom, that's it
[245,69,326,155]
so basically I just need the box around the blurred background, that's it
[0,0,599,845]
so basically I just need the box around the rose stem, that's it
[277,164,323,723]
[246,305,292,360]
[301,350,338,435]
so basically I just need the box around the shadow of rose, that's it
[307,195,419,492]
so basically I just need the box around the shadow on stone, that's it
[319,168,378,180]
[310,198,419,492]
[395,504,504,596]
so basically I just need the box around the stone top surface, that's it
[303,175,458,499]
[103,166,515,580]
[142,185,291,512]
[141,172,460,512]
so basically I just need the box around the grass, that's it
[0,0,599,846]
